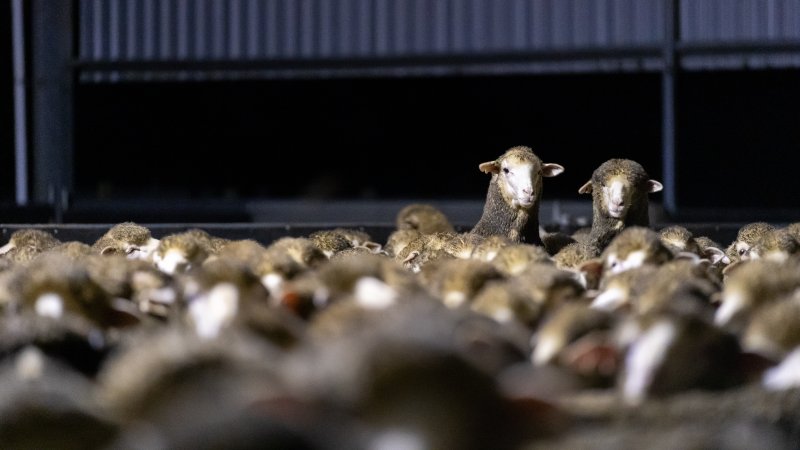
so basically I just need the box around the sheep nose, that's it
[522,187,532,195]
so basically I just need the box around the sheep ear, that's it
[702,246,730,265]
[542,163,565,177]
[402,251,420,264]
[100,246,119,256]
[363,241,383,254]
[646,180,663,193]
[578,181,593,194]
[675,251,701,262]
[479,161,499,174]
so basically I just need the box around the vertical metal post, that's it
[662,0,679,217]
[30,0,74,221]
[12,0,28,206]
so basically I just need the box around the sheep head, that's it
[579,159,662,220]
[478,146,564,211]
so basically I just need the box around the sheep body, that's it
[579,159,662,255]
[469,146,564,245]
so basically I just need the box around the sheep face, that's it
[479,147,564,211]
[579,159,662,220]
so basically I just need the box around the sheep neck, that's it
[470,179,542,245]
[587,199,651,255]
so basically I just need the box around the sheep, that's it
[395,203,455,235]
[657,225,728,268]
[206,239,267,267]
[469,278,547,327]
[280,252,422,319]
[308,229,355,257]
[531,300,614,368]
[383,229,422,258]
[394,232,463,273]
[469,146,564,246]
[152,229,215,275]
[590,265,659,312]
[746,227,800,262]
[489,243,553,277]
[45,240,94,260]
[715,258,800,330]
[91,222,159,260]
[280,302,544,449]
[470,235,513,262]
[0,228,61,264]
[591,256,719,317]
[600,226,673,276]
[8,252,141,331]
[552,242,602,290]
[724,221,775,264]
[420,258,504,309]
[658,225,701,256]
[631,259,720,320]
[501,263,586,316]
[308,227,382,257]
[578,159,663,255]
[180,258,306,346]
[742,295,800,361]
[93,325,282,429]
[254,236,328,300]
[618,311,742,406]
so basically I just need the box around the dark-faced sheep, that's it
[469,146,564,246]
[578,158,663,255]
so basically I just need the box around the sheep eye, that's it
[502,168,510,174]
[738,248,747,256]
[126,247,140,255]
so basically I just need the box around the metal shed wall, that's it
[78,0,669,80]
[77,0,800,81]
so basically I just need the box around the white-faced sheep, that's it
[578,159,663,255]
[724,222,775,264]
[469,146,564,246]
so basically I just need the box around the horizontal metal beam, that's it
[676,40,800,56]
[72,41,800,79]
[73,46,664,73]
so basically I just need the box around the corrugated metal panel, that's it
[681,0,800,42]
[680,0,800,69]
[76,0,800,81]
[77,0,666,81]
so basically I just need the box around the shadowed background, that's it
[2,1,800,225]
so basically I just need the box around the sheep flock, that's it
[1,148,800,449]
